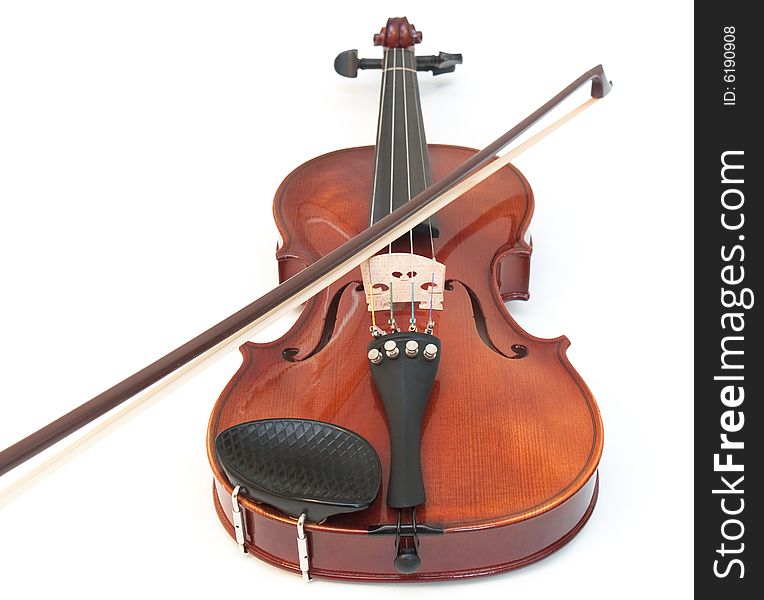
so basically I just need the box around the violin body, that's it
[206,143,603,580]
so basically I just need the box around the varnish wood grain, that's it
[206,144,603,579]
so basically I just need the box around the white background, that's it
[0,1,693,598]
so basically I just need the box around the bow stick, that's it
[0,65,612,500]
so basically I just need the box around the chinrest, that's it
[215,418,381,522]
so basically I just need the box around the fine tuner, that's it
[334,49,463,78]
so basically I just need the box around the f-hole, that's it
[282,282,356,362]
[445,280,528,359]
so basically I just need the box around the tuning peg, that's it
[334,49,358,78]
[416,51,463,76]
[334,50,381,78]
[334,50,462,78]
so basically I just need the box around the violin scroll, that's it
[374,17,422,48]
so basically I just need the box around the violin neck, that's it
[370,47,435,233]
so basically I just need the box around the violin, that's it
[0,17,611,582]
[207,17,606,580]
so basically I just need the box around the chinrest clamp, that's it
[231,485,247,554]
[296,513,312,581]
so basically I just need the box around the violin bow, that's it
[0,65,612,503]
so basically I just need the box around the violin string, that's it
[387,47,397,331]
[402,48,416,331]
[368,282,377,331]
[369,48,390,228]
[367,49,391,335]
[411,52,438,331]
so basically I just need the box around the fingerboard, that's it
[369,48,439,236]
